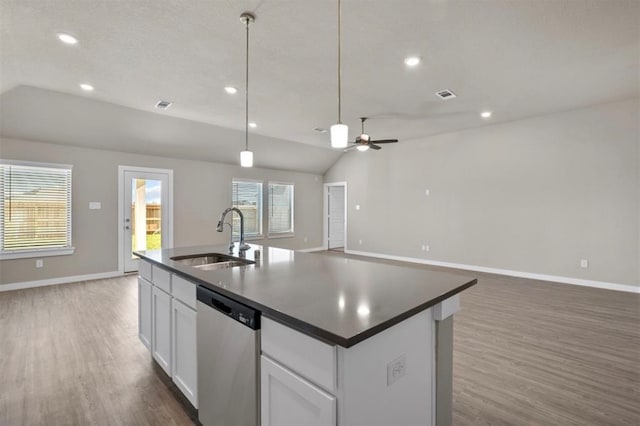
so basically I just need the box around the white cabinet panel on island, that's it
[138,277,152,350]
[261,355,336,426]
[172,298,198,408]
[152,285,172,376]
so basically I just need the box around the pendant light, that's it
[330,0,348,148]
[240,12,255,167]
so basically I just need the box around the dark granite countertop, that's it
[135,244,477,348]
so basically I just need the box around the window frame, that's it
[267,181,295,238]
[231,178,263,240]
[0,159,75,260]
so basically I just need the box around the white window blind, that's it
[232,179,262,237]
[1,162,73,253]
[268,182,294,235]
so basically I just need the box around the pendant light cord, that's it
[245,17,250,151]
[337,0,342,124]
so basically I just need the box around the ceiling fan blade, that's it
[369,139,398,144]
[369,144,382,150]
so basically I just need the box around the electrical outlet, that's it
[425,189,430,196]
[358,239,363,245]
[387,355,406,386]
[355,204,361,211]
[36,259,44,268]
[580,259,589,268]
[421,244,430,252]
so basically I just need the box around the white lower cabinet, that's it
[139,262,199,408]
[138,277,152,349]
[172,299,198,408]
[261,355,336,426]
[152,285,172,375]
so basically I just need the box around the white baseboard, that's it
[345,249,639,294]
[297,246,326,253]
[0,271,124,292]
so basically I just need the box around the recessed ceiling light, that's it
[57,33,78,45]
[248,122,257,128]
[313,127,328,133]
[79,83,94,92]
[224,86,238,94]
[481,111,492,119]
[404,56,421,67]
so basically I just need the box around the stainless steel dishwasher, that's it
[197,285,260,426]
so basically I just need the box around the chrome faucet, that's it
[224,222,234,253]
[217,207,250,252]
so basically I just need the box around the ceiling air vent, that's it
[155,100,173,109]
[435,90,456,100]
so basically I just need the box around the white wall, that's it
[0,138,324,286]
[325,99,640,287]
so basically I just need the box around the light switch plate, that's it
[89,202,102,210]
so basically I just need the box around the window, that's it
[232,179,262,238]
[268,182,294,235]
[0,161,74,259]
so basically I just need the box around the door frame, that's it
[118,165,174,273]
[323,181,347,251]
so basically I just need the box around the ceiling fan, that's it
[345,117,399,152]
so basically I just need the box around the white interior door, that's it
[120,167,173,272]
[328,185,345,250]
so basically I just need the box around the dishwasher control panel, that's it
[197,285,261,330]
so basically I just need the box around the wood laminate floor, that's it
[1,253,638,425]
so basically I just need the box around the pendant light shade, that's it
[331,123,349,148]
[331,0,348,149]
[240,150,253,167]
[240,12,255,167]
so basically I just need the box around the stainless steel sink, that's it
[170,253,255,270]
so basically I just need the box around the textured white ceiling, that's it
[1,0,639,171]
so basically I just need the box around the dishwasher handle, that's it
[211,298,232,315]
[197,285,261,330]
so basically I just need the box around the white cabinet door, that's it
[261,356,336,426]
[138,277,152,350]
[152,286,172,375]
[172,299,198,408]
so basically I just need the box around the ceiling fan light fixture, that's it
[331,123,349,148]
[356,144,369,152]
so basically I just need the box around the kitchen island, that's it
[135,244,476,426]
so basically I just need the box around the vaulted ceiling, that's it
[1,0,638,173]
